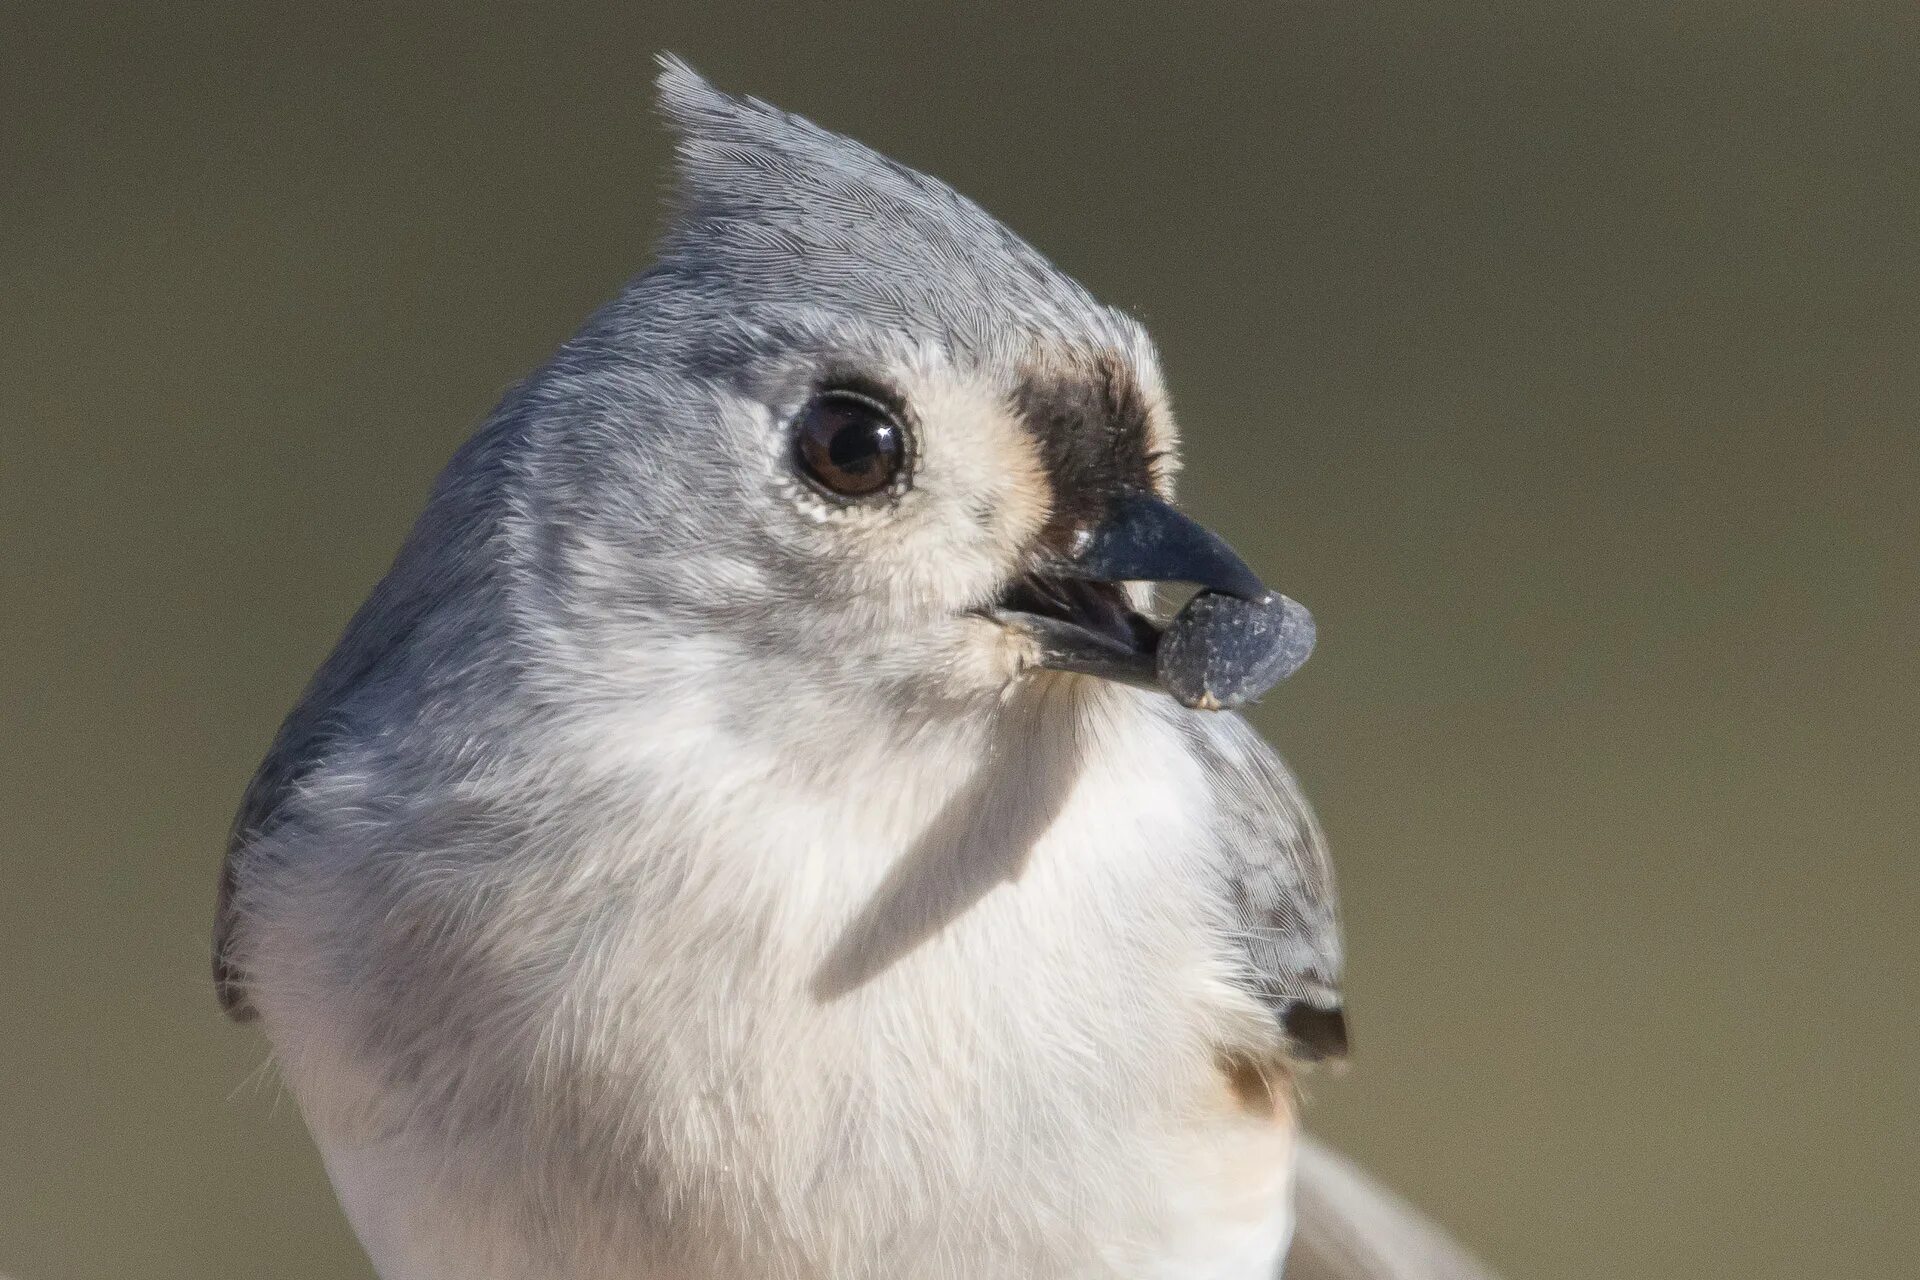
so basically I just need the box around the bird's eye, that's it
[794,391,907,499]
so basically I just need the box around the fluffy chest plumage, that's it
[267,692,1295,1280]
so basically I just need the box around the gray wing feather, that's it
[212,583,424,1019]
[1179,711,1347,1059]
[1285,1137,1500,1280]
[213,412,519,1019]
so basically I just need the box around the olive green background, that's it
[4,3,1916,1278]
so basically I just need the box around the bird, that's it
[214,56,1494,1280]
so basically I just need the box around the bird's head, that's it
[501,59,1302,724]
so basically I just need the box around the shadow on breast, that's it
[809,682,1089,1000]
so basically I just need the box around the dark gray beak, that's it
[990,492,1315,708]
[1058,491,1269,603]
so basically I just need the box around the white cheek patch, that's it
[816,352,1052,620]
[760,333,1181,629]
[910,363,1052,561]
[883,360,1052,610]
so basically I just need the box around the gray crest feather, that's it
[651,55,1122,356]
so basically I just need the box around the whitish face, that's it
[665,313,1292,711]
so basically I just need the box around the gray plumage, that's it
[1180,711,1344,1049]
[651,56,1125,358]
[213,56,1486,1280]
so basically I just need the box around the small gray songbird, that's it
[216,59,1493,1280]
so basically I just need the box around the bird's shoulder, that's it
[1173,709,1347,1062]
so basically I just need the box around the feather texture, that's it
[211,57,1491,1280]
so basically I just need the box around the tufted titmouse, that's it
[215,58,1493,1280]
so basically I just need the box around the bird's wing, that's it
[1285,1136,1500,1280]
[213,412,521,1021]
[212,607,406,1020]
[213,530,460,1020]
[1178,710,1348,1060]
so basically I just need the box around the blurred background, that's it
[4,3,1916,1278]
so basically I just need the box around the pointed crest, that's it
[649,56,1120,355]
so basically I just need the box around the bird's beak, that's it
[990,491,1308,705]
[1058,491,1269,604]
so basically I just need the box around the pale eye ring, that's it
[793,390,908,499]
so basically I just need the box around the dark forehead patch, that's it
[1012,352,1161,554]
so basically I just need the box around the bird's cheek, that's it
[855,508,1009,616]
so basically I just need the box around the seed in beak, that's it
[1156,590,1316,711]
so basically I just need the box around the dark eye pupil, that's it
[795,393,905,497]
